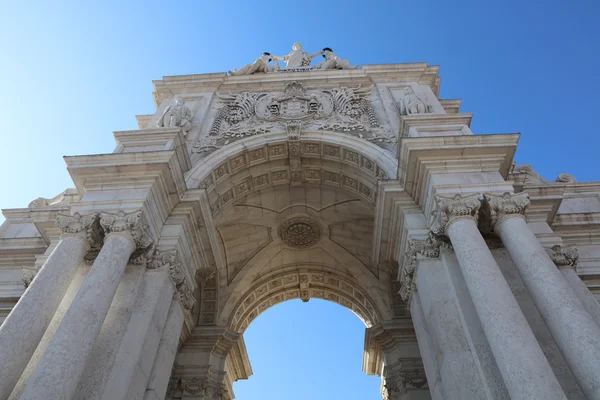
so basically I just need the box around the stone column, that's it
[547,245,600,325]
[488,192,600,399]
[20,210,152,400]
[0,212,98,400]
[428,193,566,400]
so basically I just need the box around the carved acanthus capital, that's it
[484,192,530,230]
[383,360,427,398]
[398,232,451,302]
[175,377,231,400]
[56,212,102,251]
[99,210,153,249]
[21,268,37,288]
[145,248,196,310]
[427,193,482,235]
[547,245,579,269]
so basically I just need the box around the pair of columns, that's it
[428,192,600,400]
[0,210,153,399]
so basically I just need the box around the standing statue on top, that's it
[316,48,359,70]
[399,87,432,115]
[156,97,193,134]
[229,52,277,76]
[270,42,324,69]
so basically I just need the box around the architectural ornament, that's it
[99,210,153,249]
[399,87,432,115]
[145,248,196,310]
[383,361,428,399]
[194,81,390,156]
[427,193,482,235]
[483,192,530,230]
[278,216,322,249]
[156,97,192,135]
[398,232,452,301]
[21,268,37,288]
[172,377,231,400]
[547,245,579,269]
[556,173,576,183]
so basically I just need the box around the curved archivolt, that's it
[229,269,381,332]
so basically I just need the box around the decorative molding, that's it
[172,377,231,400]
[278,217,322,249]
[427,193,482,235]
[547,245,579,269]
[398,233,452,302]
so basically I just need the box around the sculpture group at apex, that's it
[229,42,358,76]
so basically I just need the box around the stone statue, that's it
[399,87,432,115]
[316,48,358,70]
[270,42,323,69]
[157,97,193,134]
[228,52,277,76]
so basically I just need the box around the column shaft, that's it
[446,217,566,400]
[144,298,185,400]
[0,233,88,399]
[496,216,600,399]
[560,268,600,327]
[20,231,135,400]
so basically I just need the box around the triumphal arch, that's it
[1,43,600,400]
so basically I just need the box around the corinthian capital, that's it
[145,248,196,310]
[484,192,530,230]
[427,193,482,235]
[547,245,579,269]
[56,212,97,235]
[99,210,153,249]
[56,212,102,250]
[399,233,452,301]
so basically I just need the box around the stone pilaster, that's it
[428,193,566,400]
[0,212,99,400]
[487,192,600,399]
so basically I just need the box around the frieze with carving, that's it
[193,81,393,156]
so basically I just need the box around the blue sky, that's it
[1,0,599,398]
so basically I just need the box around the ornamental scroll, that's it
[192,81,394,157]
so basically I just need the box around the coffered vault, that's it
[2,43,600,400]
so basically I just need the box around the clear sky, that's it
[1,0,599,398]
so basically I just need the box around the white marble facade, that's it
[1,44,600,399]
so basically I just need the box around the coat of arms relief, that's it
[192,81,395,157]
